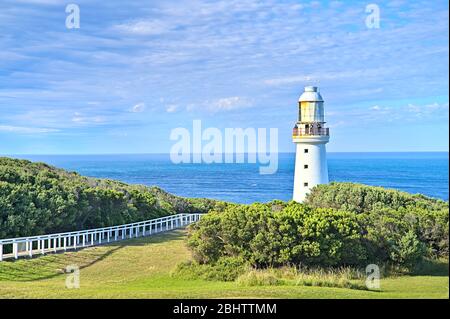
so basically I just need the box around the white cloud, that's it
[131,102,146,113]
[166,104,179,113]
[71,113,106,125]
[184,97,254,113]
[0,0,448,152]
[263,69,396,87]
[14,0,65,4]
[0,125,59,134]
[113,20,173,36]
[332,102,449,126]
[407,102,449,116]
[211,97,253,112]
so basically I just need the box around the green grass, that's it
[234,267,368,290]
[0,229,448,299]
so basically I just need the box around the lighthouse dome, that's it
[299,86,323,102]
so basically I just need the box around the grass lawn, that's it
[0,229,448,299]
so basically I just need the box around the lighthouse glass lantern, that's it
[292,86,330,202]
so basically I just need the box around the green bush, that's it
[389,230,427,268]
[306,182,449,258]
[187,201,368,268]
[305,182,446,213]
[187,183,448,269]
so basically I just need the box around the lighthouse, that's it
[292,86,330,202]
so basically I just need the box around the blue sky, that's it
[0,0,448,154]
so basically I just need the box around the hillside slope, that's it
[0,157,225,239]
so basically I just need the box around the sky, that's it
[0,0,448,154]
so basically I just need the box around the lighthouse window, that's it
[304,165,309,169]
[304,149,309,153]
[304,182,309,187]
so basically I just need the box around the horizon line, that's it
[1,151,449,157]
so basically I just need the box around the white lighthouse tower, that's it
[292,86,330,202]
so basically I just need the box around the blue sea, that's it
[9,153,449,203]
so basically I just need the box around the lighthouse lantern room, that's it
[292,86,330,202]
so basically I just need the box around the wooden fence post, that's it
[13,242,18,259]
[28,240,33,258]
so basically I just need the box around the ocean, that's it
[9,152,449,203]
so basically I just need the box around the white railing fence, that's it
[0,213,202,262]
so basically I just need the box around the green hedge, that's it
[306,182,449,258]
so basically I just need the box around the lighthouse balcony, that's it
[293,127,329,137]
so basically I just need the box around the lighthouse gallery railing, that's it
[293,127,329,137]
[0,213,202,262]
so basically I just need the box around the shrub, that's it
[389,230,427,268]
[187,183,448,269]
[187,201,367,268]
[306,182,449,258]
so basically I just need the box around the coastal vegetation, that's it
[0,157,448,298]
[185,183,448,278]
[0,157,225,239]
